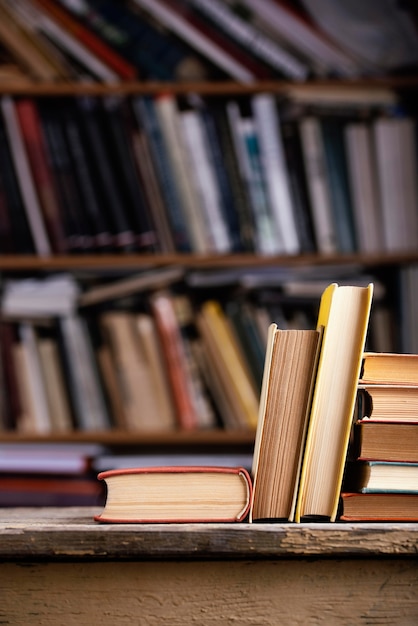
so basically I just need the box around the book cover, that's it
[354,421,418,464]
[15,98,68,254]
[339,492,418,521]
[295,282,374,522]
[360,352,418,385]
[94,466,252,523]
[251,324,321,522]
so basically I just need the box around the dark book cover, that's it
[320,116,357,253]
[38,100,95,254]
[59,0,212,81]
[281,116,317,253]
[101,97,158,252]
[209,101,256,252]
[0,117,35,254]
[76,96,137,253]
[132,96,191,252]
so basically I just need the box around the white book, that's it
[1,96,51,256]
[18,323,51,434]
[189,0,309,80]
[299,116,337,254]
[154,95,209,252]
[59,313,110,432]
[344,122,384,253]
[131,0,255,82]
[252,93,300,255]
[373,117,418,252]
[180,109,231,253]
[226,101,280,255]
[240,0,361,77]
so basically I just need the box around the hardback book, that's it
[15,98,68,254]
[298,115,337,254]
[251,324,322,522]
[294,282,374,521]
[251,93,300,255]
[344,121,384,254]
[94,466,252,523]
[339,492,418,522]
[1,96,51,256]
[359,352,418,385]
[187,0,309,80]
[196,300,259,430]
[354,421,418,464]
[356,384,418,423]
[344,461,418,494]
[32,0,138,80]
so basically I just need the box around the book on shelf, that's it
[344,121,384,254]
[59,0,210,81]
[238,0,362,78]
[294,282,373,522]
[353,421,418,464]
[149,290,199,431]
[94,466,252,523]
[31,0,138,81]
[179,106,231,254]
[0,474,105,507]
[130,0,263,82]
[251,93,300,256]
[100,310,176,432]
[1,96,51,257]
[373,115,418,253]
[250,324,321,522]
[196,300,259,430]
[15,98,68,254]
[187,0,309,80]
[344,461,418,494]
[339,492,418,522]
[359,352,418,385]
[356,384,418,423]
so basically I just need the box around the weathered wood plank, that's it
[0,507,418,561]
[1,559,418,626]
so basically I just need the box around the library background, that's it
[0,0,417,516]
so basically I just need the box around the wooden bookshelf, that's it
[1,507,418,624]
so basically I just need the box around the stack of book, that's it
[340,352,418,521]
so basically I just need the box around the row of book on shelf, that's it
[3,277,418,522]
[0,89,417,258]
[92,283,418,523]
[1,0,416,84]
[0,264,402,436]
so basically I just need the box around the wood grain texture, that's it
[1,507,418,561]
[1,559,418,625]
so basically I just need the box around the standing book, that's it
[251,324,322,521]
[295,282,374,522]
[94,466,252,523]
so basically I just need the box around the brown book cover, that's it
[354,421,418,463]
[340,492,418,521]
[94,466,252,523]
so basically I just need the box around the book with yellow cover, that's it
[295,283,374,522]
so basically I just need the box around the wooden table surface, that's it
[1,508,418,625]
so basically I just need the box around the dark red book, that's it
[95,466,252,523]
[15,99,68,254]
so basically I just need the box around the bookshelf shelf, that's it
[0,76,418,97]
[0,252,418,272]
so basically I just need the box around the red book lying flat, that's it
[94,466,252,523]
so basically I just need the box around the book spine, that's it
[188,0,309,79]
[15,98,68,254]
[1,96,51,256]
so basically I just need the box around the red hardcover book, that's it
[150,291,198,431]
[15,99,67,254]
[94,466,252,523]
[33,0,138,80]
